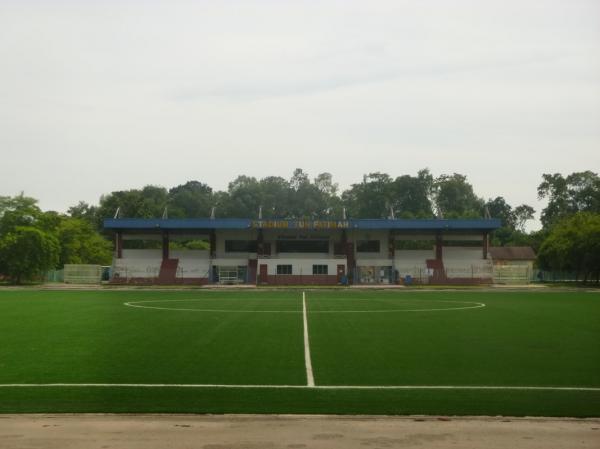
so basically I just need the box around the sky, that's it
[0,0,599,230]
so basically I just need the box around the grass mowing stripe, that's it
[303,291,315,387]
[0,384,599,391]
[1,289,598,416]
[2,387,599,416]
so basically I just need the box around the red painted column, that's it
[162,231,169,260]
[116,232,123,259]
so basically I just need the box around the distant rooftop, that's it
[489,247,536,260]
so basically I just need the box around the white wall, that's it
[267,252,332,259]
[260,258,344,276]
[177,259,211,278]
[356,258,392,267]
[394,249,433,263]
[443,247,492,278]
[170,250,209,260]
[212,258,249,266]
[116,249,212,279]
[394,250,431,277]
[173,251,210,278]
[115,250,161,278]
[113,258,161,278]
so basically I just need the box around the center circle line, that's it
[123,299,486,313]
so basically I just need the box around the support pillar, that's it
[345,231,355,285]
[389,232,396,283]
[209,229,216,258]
[435,233,443,260]
[208,229,216,283]
[116,231,123,259]
[162,231,169,261]
[257,229,264,256]
[483,232,489,259]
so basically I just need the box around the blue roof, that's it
[349,218,500,230]
[103,218,501,231]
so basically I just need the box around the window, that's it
[225,240,258,252]
[395,239,434,250]
[442,240,482,247]
[276,265,292,275]
[276,240,329,253]
[122,239,162,249]
[357,240,380,252]
[312,265,328,275]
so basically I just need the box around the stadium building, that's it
[103,217,501,285]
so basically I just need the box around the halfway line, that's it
[303,291,315,387]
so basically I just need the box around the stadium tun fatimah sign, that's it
[251,220,350,229]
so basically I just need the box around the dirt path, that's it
[1,414,599,449]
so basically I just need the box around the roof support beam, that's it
[162,231,169,261]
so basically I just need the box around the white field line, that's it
[303,291,315,387]
[124,303,301,313]
[123,299,486,314]
[0,383,598,391]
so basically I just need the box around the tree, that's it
[314,172,338,197]
[342,172,394,218]
[168,181,214,218]
[312,172,343,217]
[485,197,515,228]
[389,170,434,218]
[566,171,600,213]
[57,217,113,266]
[222,175,262,218]
[259,176,292,218]
[68,201,99,227]
[96,185,169,223]
[537,171,600,227]
[0,226,59,284]
[537,212,600,282]
[0,193,42,235]
[290,168,309,191]
[513,204,535,232]
[433,173,484,218]
[484,197,536,246]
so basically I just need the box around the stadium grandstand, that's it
[103,217,501,285]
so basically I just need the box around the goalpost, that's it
[217,266,245,284]
[63,264,103,284]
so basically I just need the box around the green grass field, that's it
[1,288,599,416]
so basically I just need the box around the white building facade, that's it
[104,218,501,285]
